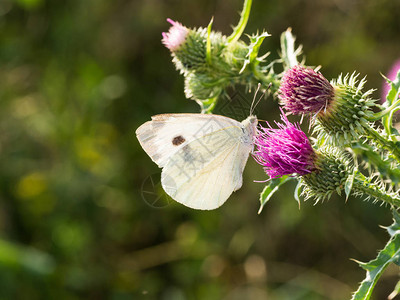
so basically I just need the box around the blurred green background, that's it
[1,0,400,299]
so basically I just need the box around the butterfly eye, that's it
[172,135,186,146]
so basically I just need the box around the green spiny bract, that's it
[172,28,229,74]
[301,146,353,203]
[314,73,376,145]
[164,22,275,109]
[351,138,400,186]
[352,174,400,207]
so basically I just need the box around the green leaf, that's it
[258,176,292,214]
[199,96,218,114]
[240,32,271,74]
[227,0,252,44]
[280,28,302,70]
[345,170,355,201]
[352,210,400,300]
[294,179,302,208]
[351,142,400,184]
[380,70,400,135]
[386,210,400,237]
[206,18,214,65]
[386,70,400,106]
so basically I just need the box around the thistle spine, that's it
[315,73,377,146]
[352,174,400,207]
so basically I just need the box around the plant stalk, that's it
[353,174,400,207]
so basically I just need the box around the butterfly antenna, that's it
[251,83,271,115]
[250,84,261,115]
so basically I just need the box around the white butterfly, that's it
[136,113,258,210]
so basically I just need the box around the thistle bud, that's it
[254,112,400,207]
[253,111,353,202]
[279,66,376,145]
[162,19,227,74]
[184,72,224,100]
[315,73,376,145]
[162,19,277,111]
[253,112,317,178]
[279,65,334,115]
[162,19,189,52]
[301,147,353,202]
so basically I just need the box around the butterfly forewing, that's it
[136,114,240,167]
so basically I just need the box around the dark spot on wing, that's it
[172,135,185,146]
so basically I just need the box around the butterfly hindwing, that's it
[161,124,252,209]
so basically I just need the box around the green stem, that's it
[206,18,213,65]
[280,28,299,69]
[198,97,218,114]
[227,0,252,44]
[369,98,400,121]
[365,125,400,163]
[351,142,400,184]
[252,68,280,93]
[353,174,400,207]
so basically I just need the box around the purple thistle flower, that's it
[253,111,316,178]
[162,18,189,52]
[279,65,335,115]
[382,59,400,102]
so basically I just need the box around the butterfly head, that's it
[241,115,258,143]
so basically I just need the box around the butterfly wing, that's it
[136,113,255,210]
[160,121,253,210]
[136,114,240,167]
